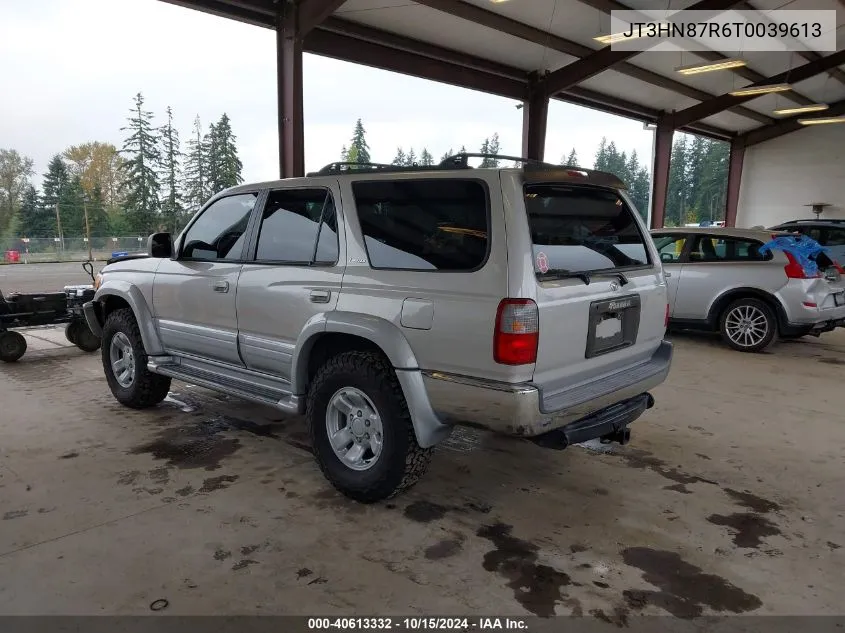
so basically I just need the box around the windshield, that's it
[523,184,650,275]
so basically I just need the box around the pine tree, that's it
[340,145,348,162]
[87,184,110,238]
[392,147,407,166]
[479,134,500,167]
[420,148,434,166]
[346,119,370,165]
[666,135,689,227]
[206,113,243,194]
[40,155,70,238]
[405,148,417,167]
[159,106,184,233]
[593,137,609,171]
[440,148,454,161]
[562,148,578,166]
[120,92,161,234]
[183,115,209,215]
[0,149,35,236]
[17,185,50,238]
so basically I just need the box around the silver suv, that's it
[85,155,672,501]
[653,227,845,352]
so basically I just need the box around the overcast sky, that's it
[2,0,656,186]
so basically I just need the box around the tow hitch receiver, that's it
[530,393,654,450]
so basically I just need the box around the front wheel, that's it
[307,351,433,503]
[719,298,777,352]
[101,308,170,408]
[0,331,27,363]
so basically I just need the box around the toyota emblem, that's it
[610,281,620,291]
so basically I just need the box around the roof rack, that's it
[777,218,845,225]
[306,153,627,189]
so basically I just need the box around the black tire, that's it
[65,321,80,345]
[307,351,432,503]
[719,298,777,353]
[101,308,170,408]
[74,322,101,353]
[0,331,27,363]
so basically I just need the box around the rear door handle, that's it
[212,280,230,293]
[310,289,331,303]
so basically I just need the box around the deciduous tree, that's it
[0,149,35,236]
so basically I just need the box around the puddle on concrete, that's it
[404,500,449,523]
[199,475,239,493]
[622,547,762,618]
[707,513,781,548]
[724,488,781,513]
[440,427,484,453]
[614,448,719,487]
[818,358,845,365]
[477,522,571,618]
[425,537,464,560]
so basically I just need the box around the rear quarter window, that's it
[524,185,650,273]
[352,179,489,271]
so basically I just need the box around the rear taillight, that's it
[784,252,821,279]
[494,299,539,365]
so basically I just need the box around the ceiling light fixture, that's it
[728,83,792,97]
[798,115,845,125]
[675,58,747,75]
[772,103,829,116]
[594,22,668,45]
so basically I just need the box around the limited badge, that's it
[536,251,549,274]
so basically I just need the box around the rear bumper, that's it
[421,340,672,437]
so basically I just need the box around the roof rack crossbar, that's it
[438,152,554,168]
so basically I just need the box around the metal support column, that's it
[521,74,549,162]
[649,117,674,229]
[277,2,305,179]
[724,138,745,227]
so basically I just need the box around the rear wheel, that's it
[101,308,170,408]
[65,321,79,345]
[719,298,777,352]
[307,351,432,503]
[0,331,27,363]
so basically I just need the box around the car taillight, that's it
[783,252,821,279]
[494,299,539,365]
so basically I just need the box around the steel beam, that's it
[299,0,347,35]
[724,138,745,227]
[522,75,549,161]
[413,0,769,125]
[650,118,674,229]
[740,98,845,147]
[671,50,845,129]
[277,3,305,178]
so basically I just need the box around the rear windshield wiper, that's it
[537,269,629,286]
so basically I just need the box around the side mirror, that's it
[660,252,674,263]
[148,233,173,258]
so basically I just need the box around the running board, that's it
[148,359,302,414]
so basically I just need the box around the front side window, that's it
[524,185,650,274]
[653,234,687,263]
[255,189,339,264]
[353,179,489,271]
[181,193,257,261]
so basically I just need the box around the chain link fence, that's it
[1,236,148,263]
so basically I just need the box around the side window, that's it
[352,179,489,271]
[255,189,339,264]
[181,193,257,261]
[653,235,687,263]
[825,228,845,246]
[690,236,769,262]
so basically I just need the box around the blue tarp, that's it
[759,235,830,277]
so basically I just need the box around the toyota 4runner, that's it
[85,154,673,502]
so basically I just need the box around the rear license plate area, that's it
[585,294,641,358]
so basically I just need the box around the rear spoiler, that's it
[523,164,627,190]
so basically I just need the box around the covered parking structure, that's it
[163,0,845,228]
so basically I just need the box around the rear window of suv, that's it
[353,179,489,271]
[524,184,650,274]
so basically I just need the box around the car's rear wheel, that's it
[0,331,27,363]
[719,298,777,352]
[101,308,171,408]
[66,320,101,352]
[307,351,432,503]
